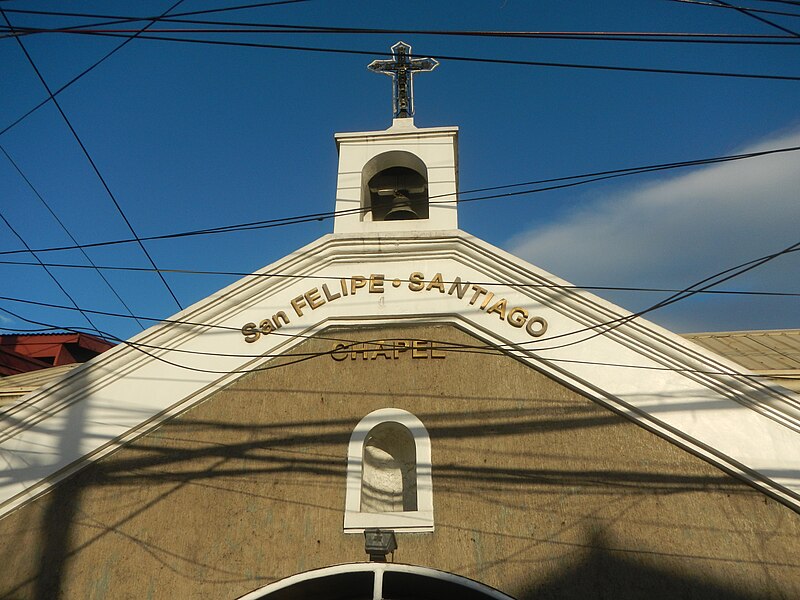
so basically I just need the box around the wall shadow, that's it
[3,321,800,599]
[517,529,764,600]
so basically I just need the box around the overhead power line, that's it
[5,1,800,34]
[712,0,800,36]
[668,0,800,17]
[4,21,799,44]
[2,237,798,361]
[2,26,796,138]
[0,145,147,330]
[0,0,187,139]
[1,9,184,311]
[0,211,102,336]
[523,239,800,353]
[1,264,798,297]
[12,30,800,82]
[0,0,314,23]
[0,0,317,39]
[2,302,796,385]
[0,2,190,331]
[752,0,800,7]
[0,303,785,381]
[1,16,796,137]
[0,143,797,258]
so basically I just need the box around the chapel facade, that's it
[1,44,799,600]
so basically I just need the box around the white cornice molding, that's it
[1,230,799,518]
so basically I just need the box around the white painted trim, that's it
[1,231,799,520]
[235,562,515,600]
[344,408,434,532]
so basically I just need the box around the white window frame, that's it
[236,563,515,600]
[344,408,434,533]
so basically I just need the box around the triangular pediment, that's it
[1,230,799,517]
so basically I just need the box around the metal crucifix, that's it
[368,41,439,119]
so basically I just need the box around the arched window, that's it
[344,408,433,532]
[237,563,516,600]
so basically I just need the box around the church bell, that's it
[384,192,420,221]
[367,166,429,222]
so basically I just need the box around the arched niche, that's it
[344,408,433,533]
[360,151,430,222]
[361,421,418,513]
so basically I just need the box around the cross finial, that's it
[368,41,439,119]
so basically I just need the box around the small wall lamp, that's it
[364,528,397,562]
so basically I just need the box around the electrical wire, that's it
[0,145,147,330]
[667,0,800,18]
[4,22,798,44]
[449,145,800,206]
[1,9,184,311]
[1,303,796,385]
[517,239,800,354]
[0,0,317,40]
[0,211,103,336]
[4,0,310,22]
[0,143,797,258]
[4,3,799,39]
[712,0,800,36]
[2,238,797,362]
[18,30,800,82]
[0,0,314,23]
[1,5,796,376]
[0,0,187,325]
[8,315,800,390]
[751,0,800,8]
[0,0,187,138]
[0,263,798,298]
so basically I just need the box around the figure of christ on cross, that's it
[368,41,439,119]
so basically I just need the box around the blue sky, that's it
[1,0,799,343]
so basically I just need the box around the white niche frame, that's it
[344,408,434,533]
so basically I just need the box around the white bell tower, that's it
[333,118,459,234]
[333,42,459,234]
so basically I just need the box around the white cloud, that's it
[506,128,800,331]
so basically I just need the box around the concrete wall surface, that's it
[1,324,798,599]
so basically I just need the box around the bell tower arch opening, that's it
[362,151,430,222]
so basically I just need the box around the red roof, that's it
[0,333,115,376]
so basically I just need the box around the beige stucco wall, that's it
[1,324,799,599]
